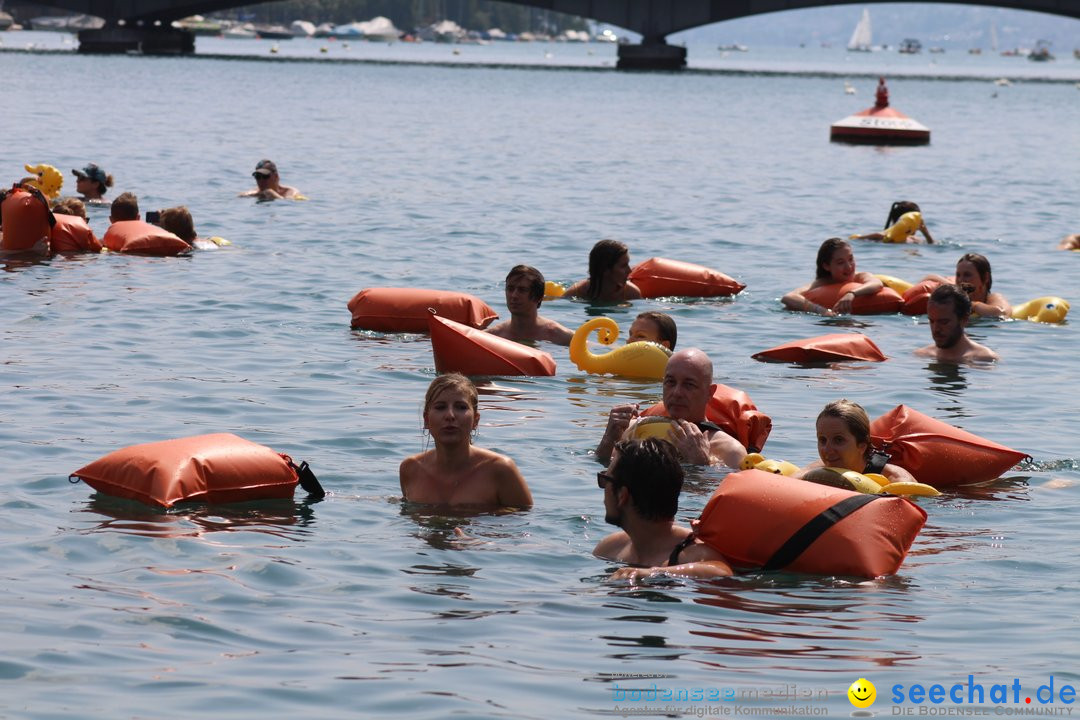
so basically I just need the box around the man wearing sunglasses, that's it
[595,348,745,469]
[593,438,732,582]
[240,159,300,201]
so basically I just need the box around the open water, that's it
[2,34,1079,719]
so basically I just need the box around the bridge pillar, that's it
[78,23,195,55]
[616,35,686,71]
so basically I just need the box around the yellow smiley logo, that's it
[848,678,876,708]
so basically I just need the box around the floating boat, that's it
[254,25,294,40]
[898,38,922,54]
[1028,40,1054,62]
[846,8,872,53]
[830,77,930,145]
[428,314,556,377]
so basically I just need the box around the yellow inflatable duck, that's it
[1011,296,1070,324]
[23,163,63,199]
[739,453,800,477]
[569,317,671,380]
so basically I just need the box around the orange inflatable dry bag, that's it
[103,220,191,256]
[70,433,323,508]
[870,405,1029,488]
[50,214,102,254]
[348,287,498,333]
[803,281,903,315]
[752,332,887,363]
[901,279,943,316]
[696,469,927,578]
[640,383,772,453]
[629,257,745,298]
[1,185,54,252]
[429,314,556,376]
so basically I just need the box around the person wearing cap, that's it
[72,164,113,203]
[239,159,299,201]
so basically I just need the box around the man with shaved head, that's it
[595,348,746,468]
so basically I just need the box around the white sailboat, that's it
[847,8,873,52]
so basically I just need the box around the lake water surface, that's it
[2,36,1079,719]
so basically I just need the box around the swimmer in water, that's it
[921,253,1011,319]
[796,399,917,483]
[109,192,140,223]
[849,200,935,244]
[487,265,573,345]
[239,159,300,201]
[628,311,677,350]
[563,239,643,302]
[1057,234,1079,251]
[159,206,223,250]
[399,373,533,510]
[71,164,113,204]
[781,237,884,316]
[593,438,733,582]
[915,284,999,363]
[596,348,745,468]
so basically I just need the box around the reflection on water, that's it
[78,494,317,539]
[924,361,971,402]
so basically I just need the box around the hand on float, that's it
[833,291,856,315]
[605,403,639,440]
[610,566,652,583]
[670,420,711,465]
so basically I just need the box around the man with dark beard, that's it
[592,438,732,582]
[916,284,998,363]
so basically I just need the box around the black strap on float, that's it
[696,419,761,454]
[763,494,881,571]
[863,448,891,475]
[289,460,326,499]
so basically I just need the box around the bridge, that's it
[37,0,1080,67]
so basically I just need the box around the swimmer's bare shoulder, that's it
[593,530,631,561]
[538,317,573,345]
[483,449,533,508]
[562,279,588,299]
[399,450,434,499]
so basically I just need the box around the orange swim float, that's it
[628,257,745,298]
[50,214,102,254]
[640,383,772,453]
[901,279,943,316]
[803,281,903,315]
[70,433,324,508]
[870,405,1029,488]
[752,332,887,363]
[103,220,191,256]
[348,287,498,333]
[696,469,927,578]
[428,314,556,376]
[1,185,54,252]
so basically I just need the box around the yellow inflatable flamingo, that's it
[569,317,672,379]
[23,164,63,199]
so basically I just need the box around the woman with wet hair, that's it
[850,200,934,244]
[781,238,883,316]
[563,239,642,302]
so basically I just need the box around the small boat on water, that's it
[898,38,922,54]
[1028,40,1054,62]
[847,8,872,52]
[29,13,104,31]
[254,25,293,40]
[222,22,257,39]
[830,77,930,146]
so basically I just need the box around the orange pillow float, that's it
[50,214,102,254]
[752,332,887,363]
[696,469,927,578]
[803,281,903,315]
[70,433,323,508]
[640,383,772,453]
[348,287,498,333]
[870,405,1029,488]
[1,185,53,252]
[428,314,556,376]
[629,257,745,298]
[901,279,944,316]
[103,220,191,256]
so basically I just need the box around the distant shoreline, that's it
[2,45,1078,83]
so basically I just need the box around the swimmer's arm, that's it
[919,222,934,244]
[849,232,885,241]
[486,320,512,338]
[495,457,533,509]
[972,294,1011,319]
[851,273,883,294]
[707,431,746,469]
[611,545,733,582]
[280,186,300,199]
[596,404,638,462]
[398,457,418,500]
[882,463,917,484]
[561,280,588,299]
[547,320,574,347]
[920,273,951,285]
[781,286,830,315]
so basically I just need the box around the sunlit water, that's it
[2,36,1079,718]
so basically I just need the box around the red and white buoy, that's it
[830,78,930,145]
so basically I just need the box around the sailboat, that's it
[847,8,873,52]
